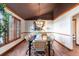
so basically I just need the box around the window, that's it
[14,17,21,39]
[0,10,9,45]
[0,10,4,45]
[9,16,21,42]
[16,19,21,38]
[0,12,21,46]
[9,15,15,42]
[0,7,21,47]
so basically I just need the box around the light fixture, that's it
[38,3,40,16]
[34,19,45,31]
[34,3,45,31]
[35,19,45,27]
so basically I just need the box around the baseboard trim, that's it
[73,40,79,46]
[54,40,73,51]
[75,43,79,46]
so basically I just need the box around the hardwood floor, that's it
[53,40,79,56]
[2,40,27,56]
[2,40,79,56]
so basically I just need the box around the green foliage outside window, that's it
[0,3,10,44]
[3,12,10,42]
[0,3,6,10]
[0,3,6,38]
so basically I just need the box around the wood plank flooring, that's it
[2,40,79,56]
[2,40,27,56]
[53,41,79,56]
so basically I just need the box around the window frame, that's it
[0,15,21,47]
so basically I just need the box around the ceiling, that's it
[6,3,77,20]
[6,3,56,19]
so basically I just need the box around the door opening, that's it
[72,16,77,45]
[72,14,79,45]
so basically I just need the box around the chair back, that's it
[33,40,46,51]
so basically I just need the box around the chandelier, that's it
[35,19,45,28]
[34,3,45,31]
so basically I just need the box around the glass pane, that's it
[14,18,21,39]
[16,20,21,38]
[0,10,9,45]
[0,10,4,45]
[9,15,15,41]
